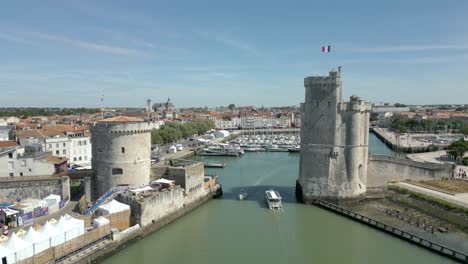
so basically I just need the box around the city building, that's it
[153,98,179,119]
[297,67,371,200]
[90,116,152,198]
[66,130,92,166]
[0,125,15,141]
[0,143,67,177]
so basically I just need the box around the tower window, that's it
[112,168,123,175]
[121,147,125,154]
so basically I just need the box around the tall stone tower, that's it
[90,116,152,199]
[146,98,153,113]
[297,67,371,201]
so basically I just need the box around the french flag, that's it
[322,45,331,53]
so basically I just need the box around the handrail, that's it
[313,199,468,263]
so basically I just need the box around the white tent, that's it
[129,186,153,195]
[23,227,49,254]
[40,221,64,247]
[213,130,230,138]
[45,194,61,213]
[63,214,85,240]
[4,233,34,261]
[0,244,12,263]
[92,216,110,228]
[97,200,130,215]
[44,194,61,205]
[168,145,177,153]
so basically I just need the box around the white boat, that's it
[238,189,248,200]
[265,189,282,209]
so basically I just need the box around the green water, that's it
[101,137,456,264]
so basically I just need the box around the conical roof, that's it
[23,227,43,243]
[4,233,30,252]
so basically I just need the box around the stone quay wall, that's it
[367,155,454,188]
[116,184,207,227]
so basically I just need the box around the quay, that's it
[238,128,300,135]
[313,199,468,263]
[370,127,456,153]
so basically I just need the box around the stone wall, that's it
[116,183,210,227]
[150,166,169,181]
[367,155,454,188]
[0,176,69,202]
[116,187,185,227]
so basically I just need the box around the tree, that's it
[370,112,379,122]
[394,103,406,107]
[228,104,235,110]
[447,140,468,161]
[151,129,163,144]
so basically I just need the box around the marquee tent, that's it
[97,200,130,215]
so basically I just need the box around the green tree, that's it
[447,140,468,161]
[151,129,163,144]
[228,104,235,110]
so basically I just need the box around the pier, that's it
[237,128,300,135]
[370,127,450,153]
[313,199,468,263]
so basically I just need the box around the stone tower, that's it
[297,67,371,201]
[90,116,152,199]
[146,98,152,113]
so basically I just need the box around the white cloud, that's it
[30,32,142,55]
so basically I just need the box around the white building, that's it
[6,117,20,124]
[67,131,92,166]
[44,135,69,157]
[0,145,59,177]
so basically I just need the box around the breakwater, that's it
[313,199,468,263]
[370,127,445,153]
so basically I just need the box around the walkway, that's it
[394,182,468,209]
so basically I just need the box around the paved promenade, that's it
[395,182,468,209]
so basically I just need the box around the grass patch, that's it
[418,180,468,193]
[388,185,468,215]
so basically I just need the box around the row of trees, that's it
[391,117,468,134]
[0,108,100,118]
[151,119,215,144]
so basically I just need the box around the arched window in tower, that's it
[121,147,125,154]
[112,168,123,175]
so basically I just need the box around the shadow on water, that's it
[223,185,298,209]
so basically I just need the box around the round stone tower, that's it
[90,116,152,199]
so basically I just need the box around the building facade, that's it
[90,116,152,198]
[297,67,371,200]
[0,145,64,177]
[67,131,92,166]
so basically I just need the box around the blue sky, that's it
[1,0,467,107]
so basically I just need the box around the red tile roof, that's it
[0,141,18,148]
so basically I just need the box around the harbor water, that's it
[101,133,456,264]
